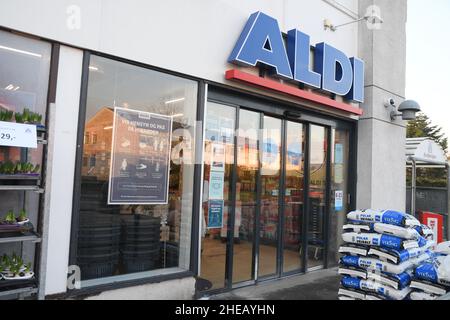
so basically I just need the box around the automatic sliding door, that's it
[232,110,260,284]
[259,116,282,278]
[307,125,328,269]
[283,121,305,273]
[200,102,236,290]
[328,129,350,267]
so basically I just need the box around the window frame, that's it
[68,51,205,296]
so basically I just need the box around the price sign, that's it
[0,121,38,148]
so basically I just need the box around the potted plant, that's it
[16,209,30,225]
[3,210,16,225]
[14,111,23,123]
[0,161,15,175]
[14,108,43,125]
[0,161,41,176]
[0,106,14,122]
[0,253,34,280]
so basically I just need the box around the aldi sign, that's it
[228,11,365,103]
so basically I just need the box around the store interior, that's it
[199,105,327,290]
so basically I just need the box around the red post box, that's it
[419,211,444,244]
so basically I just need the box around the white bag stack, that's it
[338,209,435,300]
[409,242,450,300]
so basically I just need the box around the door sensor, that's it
[284,111,302,119]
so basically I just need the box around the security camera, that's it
[384,98,396,108]
[364,13,384,25]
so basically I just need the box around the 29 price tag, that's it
[0,132,14,142]
[0,121,37,148]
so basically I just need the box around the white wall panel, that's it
[44,45,83,295]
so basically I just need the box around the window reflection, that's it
[76,55,197,282]
[283,122,305,273]
[0,31,51,272]
[259,116,281,277]
[308,125,328,269]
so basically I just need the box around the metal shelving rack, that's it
[0,126,47,300]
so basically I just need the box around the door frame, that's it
[199,85,357,293]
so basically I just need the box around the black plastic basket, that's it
[78,246,120,257]
[79,226,121,236]
[121,215,160,226]
[77,252,120,264]
[161,243,179,268]
[79,262,117,280]
[121,242,160,252]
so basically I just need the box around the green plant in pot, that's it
[32,164,41,174]
[22,108,30,123]
[0,161,15,175]
[20,162,40,175]
[4,210,16,225]
[17,209,29,225]
[14,112,23,123]
[0,161,40,176]
[0,106,14,122]
[1,253,34,280]
[0,254,12,277]
[15,108,42,125]
[30,112,42,125]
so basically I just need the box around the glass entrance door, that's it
[199,99,350,293]
[282,121,305,274]
[232,110,260,284]
[307,125,329,270]
[258,116,282,278]
[200,101,236,290]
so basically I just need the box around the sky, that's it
[406,0,450,151]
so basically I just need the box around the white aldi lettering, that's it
[0,121,37,148]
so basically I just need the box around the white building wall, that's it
[44,45,83,295]
[0,0,358,87]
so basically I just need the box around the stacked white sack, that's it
[338,209,435,300]
[409,241,450,300]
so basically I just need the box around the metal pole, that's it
[411,158,417,217]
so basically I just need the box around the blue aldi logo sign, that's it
[228,11,365,103]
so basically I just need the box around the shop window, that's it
[73,54,198,286]
[0,30,51,295]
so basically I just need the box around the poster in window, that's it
[287,141,303,169]
[335,164,344,184]
[335,143,344,164]
[335,190,344,212]
[108,107,173,204]
[208,200,224,229]
[211,143,225,172]
[219,117,234,144]
[209,171,224,200]
[205,115,220,142]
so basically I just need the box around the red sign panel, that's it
[419,211,444,244]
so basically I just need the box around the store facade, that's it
[0,0,408,299]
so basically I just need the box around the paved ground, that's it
[205,268,340,300]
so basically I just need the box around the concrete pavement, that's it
[206,268,340,300]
